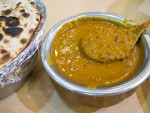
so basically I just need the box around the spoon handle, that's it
[132,20,150,34]
[131,20,150,44]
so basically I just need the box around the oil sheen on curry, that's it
[51,17,144,88]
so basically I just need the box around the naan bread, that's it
[0,0,40,69]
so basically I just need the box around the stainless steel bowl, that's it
[41,12,150,107]
[0,0,46,100]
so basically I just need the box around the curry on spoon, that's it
[81,19,150,62]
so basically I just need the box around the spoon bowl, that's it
[81,19,150,62]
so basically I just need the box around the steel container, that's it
[0,0,46,100]
[41,12,150,107]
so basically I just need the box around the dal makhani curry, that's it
[51,17,144,88]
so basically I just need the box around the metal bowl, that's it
[0,0,46,100]
[41,12,150,107]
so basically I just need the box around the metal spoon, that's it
[131,20,150,44]
[81,20,150,63]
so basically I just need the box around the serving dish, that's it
[0,0,46,100]
[41,12,150,107]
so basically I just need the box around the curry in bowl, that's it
[50,17,144,89]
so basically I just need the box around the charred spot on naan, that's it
[36,18,40,22]
[20,9,25,13]
[0,16,20,27]
[30,2,35,5]
[16,2,22,7]
[36,13,40,15]
[6,16,20,27]
[20,38,27,44]
[1,10,5,15]
[0,34,3,41]
[4,9,12,15]
[3,39,9,44]
[22,13,30,18]
[0,16,6,21]
[29,28,34,34]
[0,53,11,64]
[1,49,7,54]
[3,27,23,37]
[24,23,28,27]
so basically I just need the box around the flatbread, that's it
[0,0,40,69]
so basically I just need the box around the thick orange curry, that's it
[51,17,144,88]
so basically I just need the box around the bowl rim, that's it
[41,12,150,96]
